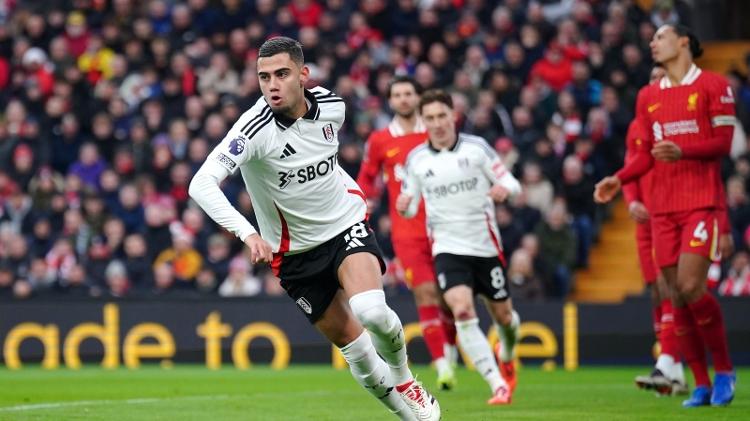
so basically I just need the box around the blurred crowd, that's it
[0,0,749,300]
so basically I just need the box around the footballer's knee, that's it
[495,307,513,326]
[675,278,705,302]
[452,307,476,321]
[349,290,396,335]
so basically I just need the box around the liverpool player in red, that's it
[357,76,459,390]
[595,25,736,407]
[624,66,687,395]
[627,67,687,396]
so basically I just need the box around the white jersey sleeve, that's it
[188,102,273,242]
[481,146,521,197]
[400,145,427,218]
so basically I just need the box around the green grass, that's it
[0,365,746,420]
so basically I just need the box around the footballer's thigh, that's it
[676,253,711,303]
[434,253,479,320]
[338,252,384,295]
[314,288,366,347]
[673,208,719,302]
[335,220,388,296]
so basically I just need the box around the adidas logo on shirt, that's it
[279,143,297,159]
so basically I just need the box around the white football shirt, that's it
[189,87,367,254]
[401,133,521,258]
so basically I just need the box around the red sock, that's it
[659,299,680,362]
[439,307,456,346]
[418,305,447,360]
[673,305,711,387]
[688,292,733,373]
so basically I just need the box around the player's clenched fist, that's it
[594,176,622,204]
[395,193,412,216]
[488,184,511,203]
[651,140,682,162]
[628,201,650,224]
[244,233,273,264]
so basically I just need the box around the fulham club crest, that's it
[322,123,335,143]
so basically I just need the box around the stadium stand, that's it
[0,0,749,302]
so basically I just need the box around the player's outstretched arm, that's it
[487,171,521,203]
[188,159,257,245]
[593,176,622,204]
[482,145,521,203]
[397,154,422,218]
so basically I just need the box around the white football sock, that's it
[456,318,505,392]
[350,290,412,385]
[340,331,412,420]
[434,357,451,375]
[495,310,520,363]
[671,361,686,383]
[655,354,675,377]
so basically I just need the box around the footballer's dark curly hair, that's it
[670,24,704,59]
[387,76,423,98]
[258,36,305,66]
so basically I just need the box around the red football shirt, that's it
[617,66,736,214]
[357,118,429,241]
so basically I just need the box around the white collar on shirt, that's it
[388,116,426,137]
[660,63,702,89]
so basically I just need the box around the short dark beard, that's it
[270,104,292,116]
[395,109,416,119]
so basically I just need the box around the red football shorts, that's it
[635,221,658,284]
[392,236,436,288]
[652,209,720,268]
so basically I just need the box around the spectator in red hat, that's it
[529,42,573,92]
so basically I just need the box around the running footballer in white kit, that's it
[396,89,522,406]
[189,37,439,421]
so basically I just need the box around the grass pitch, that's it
[0,365,746,420]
